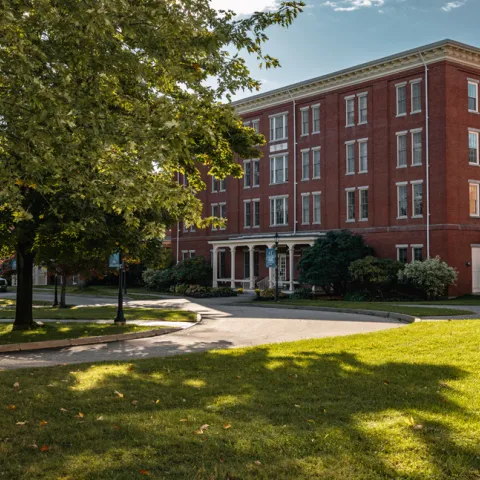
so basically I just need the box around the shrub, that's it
[237,288,244,294]
[258,288,287,299]
[398,256,458,300]
[291,288,313,300]
[171,257,212,286]
[142,268,173,291]
[254,288,261,297]
[175,284,189,294]
[212,287,237,297]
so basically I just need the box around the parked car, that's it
[0,278,7,292]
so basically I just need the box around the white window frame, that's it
[346,187,356,223]
[301,149,310,181]
[410,79,422,114]
[219,202,226,230]
[396,182,408,219]
[251,119,260,134]
[244,200,252,228]
[396,244,408,263]
[253,199,260,227]
[301,107,310,136]
[396,131,408,168]
[211,203,219,231]
[396,82,407,117]
[312,147,321,179]
[345,95,355,127]
[469,180,480,217]
[346,140,355,175]
[269,195,289,226]
[220,178,226,192]
[244,160,252,188]
[269,112,288,142]
[212,177,218,193]
[301,193,310,225]
[312,192,321,224]
[412,244,424,262]
[411,128,423,166]
[312,104,321,134]
[358,138,368,173]
[468,79,479,113]
[270,154,288,184]
[357,93,368,125]
[358,186,369,222]
[252,159,260,187]
[469,130,480,165]
[411,180,424,218]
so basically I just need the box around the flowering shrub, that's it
[398,256,458,300]
[237,288,244,294]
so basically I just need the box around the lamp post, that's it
[275,232,279,302]
[53,273,59,307]
[114,255,126,324]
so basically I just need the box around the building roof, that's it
[232,39,480,115]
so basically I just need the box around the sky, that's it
[210,0,480,100]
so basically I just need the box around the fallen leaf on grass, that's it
[139,470,150,476]
[13,382,20,388]
[223,424,231,430]
[40,420,48,426]
[96,416,104,421]
[131,400,138,405]
[383,380,390,385]
[114,390,124,398]
[155,400,160,404]
[8,405,15,411]
[112,425,121,430]
[439,382,450,388]
[30,442,38,449]
[254,460,262,465]
[413,424,424,430]
[193,424,209,434]
[40,445,49,452]
[307,419,315,423]
[60,408,68,413]
[75,413,84,419]
[179,419,188,422]
[16,421,27,426]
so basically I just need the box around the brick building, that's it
[172,39,480,296]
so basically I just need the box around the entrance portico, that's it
[209,234,320,292]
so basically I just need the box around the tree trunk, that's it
[53,274,59,307]
[13,243,35,330]
[60,275,67,308]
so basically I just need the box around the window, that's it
[301,150,310,180]
[212,177,219,192]
[469,131,479,165]
[211,204,219,230]
[313,148,321,178]
[270,196,288,226]
[244,201,252,228]
[253,160,260,187]
[219,203,226,230]
[412,181,423,217]
[396,84,407,116]
[411,81,422,113]
[220,179,226,191]
[359,188,369,221]
[244,161,251,188]
[359,140,368,173]
[358,94,367,124]
[313,193,321,224]
[397,132,408,168]
[397,245,408,264]
[412,130,422,166]
[301,108,309,136]
[346,97,355,126]
[468,81,478,113]
[182,175,189,187]
[182,250,195,261]
[270,113,288,142]
[346,189,355,222]
[470,182,479,216]
[412,245,424,262]
[312,105,320,133]
[252,119,260,134]
[397,183,408,218]
[346,142,355,175]
[253,200,260,227]
[270,155,288,184]
[301,194,310,224]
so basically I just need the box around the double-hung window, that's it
[346,96,355,127]
[301,150,310,180]
[469,131,479,165]
[358,94,367,124]
[270,155,288,184]
[253,160,260,187]
[270,196,288,226]
[470,182,480,217]
[397,183,408,219]
[312,105,320,133]
[397,245,408,264]
[411,80,422,113]
[301,194,310,224]
[397,131,408,168]
[220,179,226,191]
[411,129,423,166]
[312,148,321,178]
[412,181,423,217]
[270,113,288,142]
[346,141,355,175]
[253,200,260,227]
[396,83,407,116]
[301,108,309,136]
[359,187,369,221]
[217,203,226,230]
[346,189,356,222]
[412,245,424,262]
[313,192,321,224]
[358,140,368,173]
[252,119,260,134]
[244,160,251,188]
[468,80,478,113]
[211,204,219,230]
[244,201,252,228]
[212,178,219,192]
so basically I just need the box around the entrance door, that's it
[279,254,287,282]
[472,247,480,293]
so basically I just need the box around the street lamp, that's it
[275,232,279,302]
[115,254,126,324]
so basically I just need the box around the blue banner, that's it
[266,248,277,268]
[11,259,16,271]
[109,253,120,269]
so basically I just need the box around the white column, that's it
[267,243,275,288]
[212,247,218,287]
[230,246,236,288]
[249,246,255,290]
[288,244,295,293]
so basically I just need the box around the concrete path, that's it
[0,293,404,370]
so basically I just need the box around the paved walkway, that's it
[0,293,404,370]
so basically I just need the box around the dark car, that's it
[0,278,7,292]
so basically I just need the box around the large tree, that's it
[0,0,304,328]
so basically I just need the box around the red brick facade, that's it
[172,40,480,296]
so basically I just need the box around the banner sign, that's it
[266,248,277,268]
[109,253,121,269]
[11,259,16,271]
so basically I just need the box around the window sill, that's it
[396,113,407,118]
[469,162,480,167]
[301,223,310,226]
[313,222,321,225]
[270,224,288,227]
[312,131,320,135]
[300,134,309,137]
[397,216,408,220]
[312,176,321,180]
[269,182,289,186]
[470,215,480,218]
[244,186,251,189]
[345,124,355,128]
[411,163,423,167]
[270,138,288,143]
[359,218,369,222]
[301,178,310,182]
[397,165,407,169]
[346,219,355,223]
[253,226,260,228]
[468,110,480,114]
[411,110,422,115]
[358,170,368,174]
[244,226,251,229]
[358,122,368,126]
[345,172,355,176]
[412,215,424,219]
[252,185,260,188]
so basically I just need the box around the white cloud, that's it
[322,0,385,11]
[441,1,467,11]
[210,0,278,15]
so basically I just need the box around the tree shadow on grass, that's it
[0,346,479,479]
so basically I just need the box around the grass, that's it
[1,321,480,479]
[259,299,473,317]
[31,285,153,297]
[0,299,55,307]
[0,306,196,322]
[0,323,166,346]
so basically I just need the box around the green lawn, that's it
[1,321,479,479]
[0,306,196,322]
[31,285,152,297]
[0,299,50,307]
[260,299,473,317]
[0,323,166,345]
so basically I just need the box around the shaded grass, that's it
[1,322,480,479]
[31,285,152,297]
[0,299,55,307]
[0,306,196,321]
[0,323,166,345]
